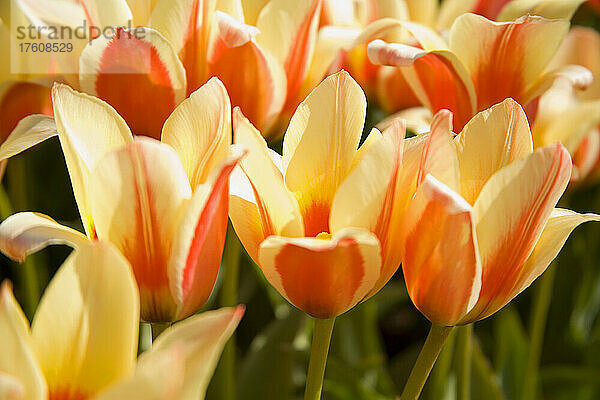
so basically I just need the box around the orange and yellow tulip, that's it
[14,0,323,139]
[533,26,600,183]
[400,98,599,326]
[0,78,242,322]
[229,70,422,318]
[0,240,243,399]
[367,13,591,131]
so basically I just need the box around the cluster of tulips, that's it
[1,0,600,399]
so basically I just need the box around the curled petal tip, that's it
[367,40,423,67]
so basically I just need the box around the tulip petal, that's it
[400,175,481,326]
[142,306,244,400]
[232,108,303,242]
[88,139,191,322]
[0,282,47,400]
[161,77,232,189]
[0,372,25,400]
[259,228,381,318]
[52,83,133,236]
[150,0,215,91]
[229,166,264,263]
[469,143,571,321]
[79,27,186,140]
[0,115,56,161]
[418,109,460,192]
[169,148,244,320]
[497,0,586,21]
[255,0,321,104]
[367,40,476,130]
[0,212,88,262]
[31,241,138,398]
[79,0,132,28]
[0,82,52,143]
[510,209,600,299]
[92,346,184,400]
[210,36,286,132]
[449,14,569,111]
[282,71,365,236]
[455,98,533,204]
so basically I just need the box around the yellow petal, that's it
[229,166,264,263]
[455,98,533,204]
[232,108,303,241]
[283,71,366,236]
[258,228,381,318]
[79,0,132,27]
[533,80,600,153]
[401,175,481,326]
[88,139,191,322]
[469,143,571,321]
[0,212,88,262]
[436,0,479,30]
[150,0,216,90]
[497,0,586,21]
[449,14,569,111]
[143,306,244,400]
[52,83,133,237]
[549,26,600,101]
[0,282,47,400]
[124,0,157,26]
[216,0,244,21]
[0,372,25,400]
[255,0,321,104]
[169,148,244,320]
[510,208,599,305]
[92,346,184,400]
[0,115,56,161]
[405,0,438,26]
[161,77,232,189]
[31,241,138,398]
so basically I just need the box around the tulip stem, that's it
[456,324,473,400]
[138,322,152,354]
[400,324,454,400]
[521,266,556,400]
[151,322,169,341]
[215,224,241,400]
[304,317,336,400]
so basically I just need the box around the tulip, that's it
[532,27,600,183]
[229,70,422,399]
[402,98,599,326]
[0,78,242,323]
[396,98,599,400]
[0,240,243,399]
[367,13,592,131]
[15,0,323,139]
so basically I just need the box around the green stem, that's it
[400,324,454,400]
[151,322,169,341]
[0,184,14,220]
[521,266,556,400]
[138,322,152,355]
[429,328,457,399]
[215,224,241,400]
[304,317,336,400]
[472,339,506,400]
[456,324,473,400]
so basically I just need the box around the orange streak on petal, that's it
[94,29,177,139]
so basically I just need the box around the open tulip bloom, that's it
[229,70,430,398]
[396,98,600,399]
[0,77,243,323]
[0,240,243,399]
